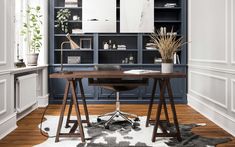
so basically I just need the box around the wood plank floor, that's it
[0,104,234,147]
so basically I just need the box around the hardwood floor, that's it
[0,104,234,147]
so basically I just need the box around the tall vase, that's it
[161,59,173,73]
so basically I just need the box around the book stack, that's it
[145,43,157,50]
[117,45,127,50]
[164,3,177,8]
[72,28,83,34]
[65,0,78,7]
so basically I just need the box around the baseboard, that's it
[188,94,235,136]
[17,104,38,121]
[0,113,17,140]
[37,94,49,107]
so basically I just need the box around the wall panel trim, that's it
[0,79,7,115]
[0,0,7,65]
[189,71,228,109]
[189,0,229,64]
[232,0,235,64]
[189,64,235,75]
[231,79,235,113]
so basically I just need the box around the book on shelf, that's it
[164,3,177,8]
[65,0,78,7]
[117,45,127,50]
[145,43,157,50]
[72,28,83,34]
[173,53,180,64]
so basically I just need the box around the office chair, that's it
[88,65,148,129]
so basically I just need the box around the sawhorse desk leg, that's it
[146,78,182,142]
[55,78,90,143]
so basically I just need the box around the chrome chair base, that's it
[97,92,140,129]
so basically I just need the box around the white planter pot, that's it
[161,62,173,73]
[27,53,39,66]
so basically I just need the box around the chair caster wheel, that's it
[97,118,102,122]
[132,122,138,129]
[104,125,109,129]
[134,117,140,121]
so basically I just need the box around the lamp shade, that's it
[66,33,80,49]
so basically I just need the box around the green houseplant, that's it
[21,5,43,66]
[150,29,186,73]
[55,9,71,33]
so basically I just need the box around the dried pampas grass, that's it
[150,29,186,62]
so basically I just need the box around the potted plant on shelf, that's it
[150,29,186,73]
[55,9,71,33]
[21,5,43,66]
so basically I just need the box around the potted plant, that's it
[150,29,186,73]
[21,5,43,66]
[55,9,71,33]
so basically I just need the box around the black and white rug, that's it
[35,115,231,147]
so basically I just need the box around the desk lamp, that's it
[60,33,80,73]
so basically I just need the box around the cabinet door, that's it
[83,0,116,33]
[120,0,154,33]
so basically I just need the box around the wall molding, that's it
[189,64,235,75]
[0,113,17,139]
[188,94,235,136]
[189,0,229,64]
[0,0,7,65]
[0,70,10,76]
[189,71,228,109]
[232,0,235,64]
[0,79,7,115]
[231,79,235,113]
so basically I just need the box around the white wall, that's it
[188,0,235,136]
[0,0,17,139]
[0,0,48,139]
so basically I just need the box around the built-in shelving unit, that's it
[49,0,187,104]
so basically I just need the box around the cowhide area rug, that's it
[34,115,231,147]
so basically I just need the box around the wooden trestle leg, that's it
[148,78,182,142]
[55,78,90,143]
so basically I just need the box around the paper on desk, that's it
[124,69,160,74]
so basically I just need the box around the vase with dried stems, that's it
[150,29,186,73]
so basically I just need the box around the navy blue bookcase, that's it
[48,0,188,104]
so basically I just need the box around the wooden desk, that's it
[50,71,186,142]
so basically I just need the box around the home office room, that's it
[0,0,235,146]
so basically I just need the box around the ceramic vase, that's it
[161,59,173,73]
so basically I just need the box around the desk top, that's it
[49,70,186,79]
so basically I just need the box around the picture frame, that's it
[80,38,92,50]
[67,56,81,64]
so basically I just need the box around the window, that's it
[15,0,46,65]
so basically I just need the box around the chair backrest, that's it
[94,64,121,71]
[94,65,121,83]
[89,64,148,91]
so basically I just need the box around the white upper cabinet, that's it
[82,0,116,33]
[120,0,154,33]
